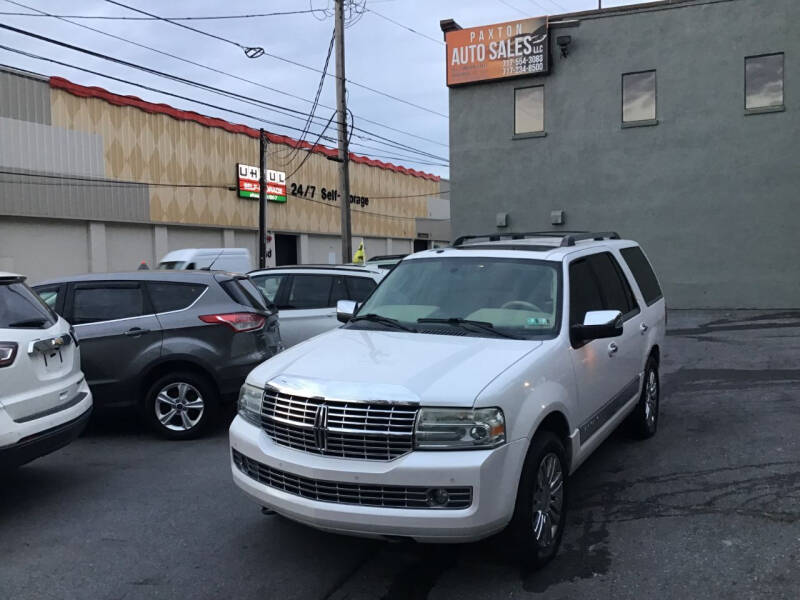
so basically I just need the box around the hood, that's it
[247,328,541,406]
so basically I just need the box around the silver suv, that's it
[231,232,665,568]
[34,271,281,439]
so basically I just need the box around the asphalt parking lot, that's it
[2,310,799,600]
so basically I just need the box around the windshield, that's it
[158,261,186,270]
[352,256,561,339]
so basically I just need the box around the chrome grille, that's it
[260,387,417,461]
[233,450,472,509]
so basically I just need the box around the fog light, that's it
[427,488,450,507]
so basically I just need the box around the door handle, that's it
[608,342,618,356]
[124,327,150,337]
[640,322,649,334]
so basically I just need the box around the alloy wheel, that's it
[155,382,204,432]
[531,452,564,548]
[645,369,658,427]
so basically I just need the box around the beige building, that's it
[0,67,449,282]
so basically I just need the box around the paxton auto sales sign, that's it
[237,164,287,203]
[445,17,549,86]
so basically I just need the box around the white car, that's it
[158,248,252,272]
[248,265,385,347]
[230,232,665,568]
[0,273,93,469]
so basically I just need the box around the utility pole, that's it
[334,0,352,263]
[258,128,268,269]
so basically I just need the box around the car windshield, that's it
[158,261,185,270]
[352,256,561,339]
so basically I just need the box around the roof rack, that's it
[452,231,620,248]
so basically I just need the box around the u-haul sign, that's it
[236,164,287,203]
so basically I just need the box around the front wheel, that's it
[143,372,218,440]
[507,431,568,569]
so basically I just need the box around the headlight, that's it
[414,407,505,449]
[238,383,263,425]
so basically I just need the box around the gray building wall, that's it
[448,0,800,308]
[0,68,50,125]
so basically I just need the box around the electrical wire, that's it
[0,25,448,164]
[0,9,328,20]
[365,8,444,46]
[102,0,448,118]
[3,0,448,149]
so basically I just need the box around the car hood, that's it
[247,328,542,406]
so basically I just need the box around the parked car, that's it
[158,248,252,273]
[0,272,92,469]
[230,232,665,568]
[365,254,407,270]
[248,265,384,348]
[34,271,280,439]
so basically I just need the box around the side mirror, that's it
[336,299,358,323]
[570,310,623,346]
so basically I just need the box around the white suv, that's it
[230,232,665,568]
[0,273,93,469]
[248,265,384,347]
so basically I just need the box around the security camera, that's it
[556,35,572,58]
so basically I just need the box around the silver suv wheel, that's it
[532,452,564,548]
[155,382,205,432]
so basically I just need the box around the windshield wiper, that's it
[417,317,521,340]
[349,313,417,332]
[7,318,49,328]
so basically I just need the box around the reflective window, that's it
[746,53,784,110]
[622,71,656,123]
[0,282,56,329]
[250,274,286,305]
[514,86,544,134]
[621,247,663,305]
[285,275,333,309]
[147,282,206,313]
[346,277,377,302]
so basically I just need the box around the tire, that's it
[507,431,568,570]
[628,356,660,439]
[143,371,218,440]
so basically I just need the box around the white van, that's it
[158,248,252,273]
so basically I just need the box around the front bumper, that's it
[229,416,528,542]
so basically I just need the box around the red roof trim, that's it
[49,76,440,182]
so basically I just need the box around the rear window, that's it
[220,278,268,311]
[147,282,206,313]
[620,247,663,305]
[0,282,57,329]
[72,285,148,324]
[250,274,286,304]
[285,275,333,309]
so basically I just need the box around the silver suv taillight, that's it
[0,342,18,367]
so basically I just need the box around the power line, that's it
[0,8,327,20]
[366,8,444,46]
[102,0,448,119]
[0,25,449,164]
[4,0,448,149]
[497,0,530,16]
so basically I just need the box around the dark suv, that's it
[33,271,280,439]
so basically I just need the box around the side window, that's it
[620,247,663,305]
[347,276,377,302]
[251,274,286,305]
[220,279,268,311]
[587,253,639,318]
[569,259,604,326]
[147,282,206,313]
[35,285,63,314]
[285,275,333,309]
[330,276,348,305]
[72,284,147,325]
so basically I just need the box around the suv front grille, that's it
[260,387,417,461]
[232,450,472,509]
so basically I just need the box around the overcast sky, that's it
[0,0,642,178]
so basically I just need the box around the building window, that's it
[622,70,657,124]
[745,53,784,111]
[514,86,544,135]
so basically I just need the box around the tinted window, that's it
[147,282,206,313]
[330,276,348,305]
[622,70,656,123]
[620,247,663,305]
[569,259,604,326]
[72,285,147,324]
[285,275,333,309]
[251,274,286,304]
[0,282,56,329]
[36,286,61,312]
[746,53,784,110]
[220,279,267,310]
[514,86,544,134]
[347,276,377,302]
[588,253,638,317]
